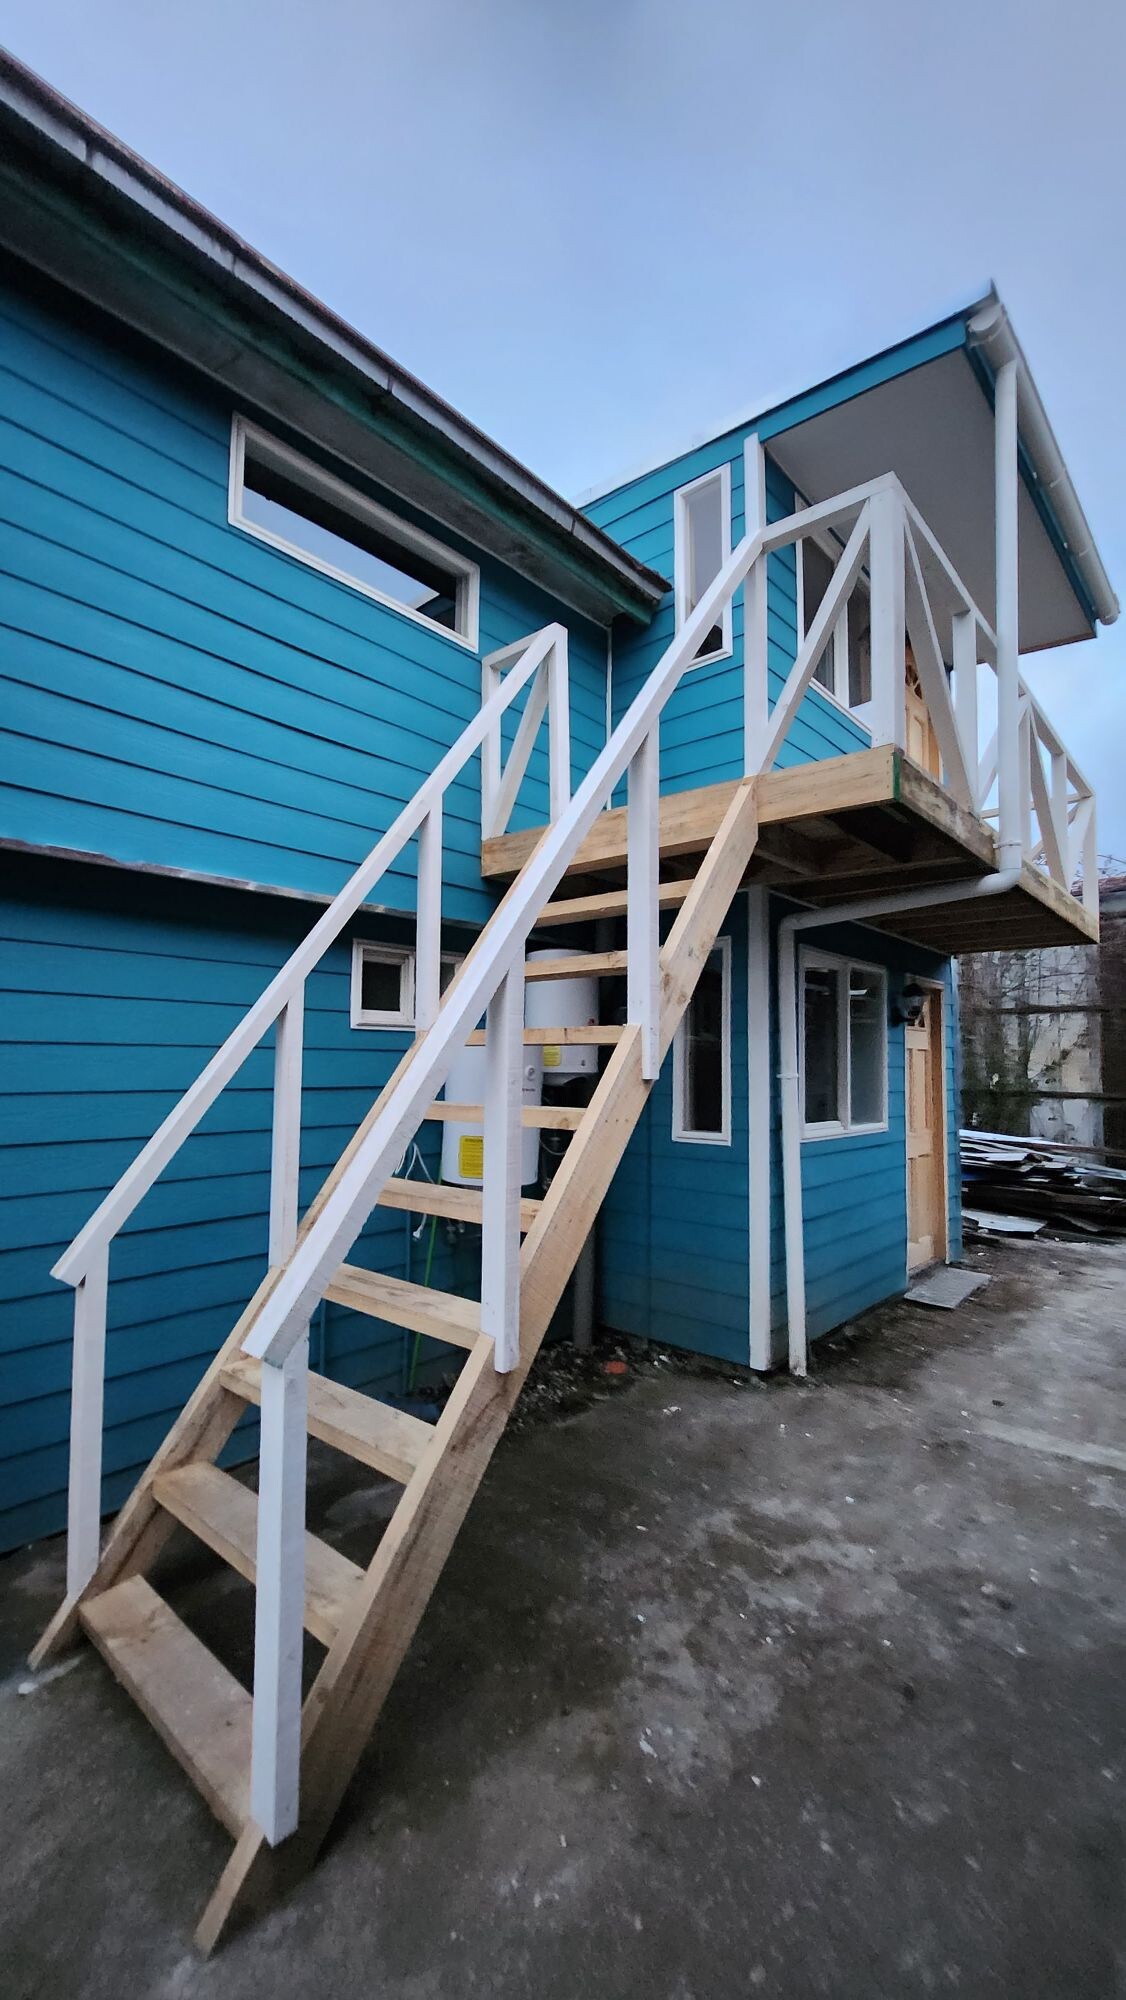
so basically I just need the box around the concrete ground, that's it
[2,1234,1124,1999]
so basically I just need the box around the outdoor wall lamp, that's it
[891,979,929,1028]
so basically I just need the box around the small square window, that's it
[351,943,414,1028]
[674,467,733,664]
[673,938,732,1143]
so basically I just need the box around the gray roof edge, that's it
[0,48,668,615]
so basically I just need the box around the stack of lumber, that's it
[961,1129,1126,1236]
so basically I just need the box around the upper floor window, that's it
[673,937,732,1143]
[674,466,733,663]
[797,529,872,712]
[230,418,480,649]
[801,950,887,1137]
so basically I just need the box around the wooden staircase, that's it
[32,778,760,1951]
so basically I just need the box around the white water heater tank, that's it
[524,949,599,1076]
[440,1039,543,1187]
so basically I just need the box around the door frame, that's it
[905,976,949,1273]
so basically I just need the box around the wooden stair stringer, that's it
[194,776,760,1952]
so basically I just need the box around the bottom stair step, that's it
[221,1351,435,1483]
[153,1461,363,1648]
[80,1575,251,1836]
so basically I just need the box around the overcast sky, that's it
[5,0,1125,854]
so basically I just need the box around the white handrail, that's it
[52,621,561,1288]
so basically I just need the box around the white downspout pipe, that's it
[777,868,1021,1378]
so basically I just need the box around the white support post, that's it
[546,628,571,824]
[994,358,1022,872]
[1017,701,1033,857]
[1050,748,1070,881]
[1081,796,1099,919]
[250,1329,309,1847]
[743,435,769,774]
[867,484,906,750]
[480,655,502,840]
[415,803,443,1031]
[777,927,807,1377]
[269,985,304,1268]
[627,725,660,1080]
[481,964,525,1373]
[746,888,772,1372]
[65,1243,110,1598]
[952,610,979,812]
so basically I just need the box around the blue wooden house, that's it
[0,51,1115,1945]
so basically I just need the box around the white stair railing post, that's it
[743,436,769,774]
[255,979,308,1845]
[481,962,526,1373]
[952,609,980,812]
[65,1243,110,1598]
[415,803,443,1031]
[1081,795,1099,920]
[867,484,906,750]
[627,725,660,1080]
[994,357,1023,872]
[546,627,571,824]
[269,985,304,1267]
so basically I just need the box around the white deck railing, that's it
[49,471,1093,1844]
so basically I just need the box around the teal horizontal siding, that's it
[0,264,610,921]
[601,897,749,1365]
[0,858,483,1553]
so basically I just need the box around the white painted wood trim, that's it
[673,461,734,665]
[798,948,889,1139]
[349,942,414,1029]
[742,437,769,773]
[547,629,571,823]
[250,1332,309,1846]
[746,888,772,1371]
[480,967,525,1373]
[760,506,872,773]
[867,486,906,750]
[627,727,661,1081]
[269,986,304,1266]
[951,609,979,812]
[903,522,973,808]
[65,1244,109,1598]
[415,805,443,1031]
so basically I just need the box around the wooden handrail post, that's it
[481,963,525,1372]
[415,803,443,1031]
[627,726,660,1079]
[868,484,906,750]
[250,1329,309,1845]
[65,1243,109,1598]
[269,985,304,1268]
[547,627,571,823]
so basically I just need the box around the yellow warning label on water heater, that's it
[543,1044,562,1068]
[458,1134,484,1180]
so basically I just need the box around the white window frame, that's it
[349,942,464,1030]
[799,947,888,1140]
[672,935,732,1145]
[795,518,873,726]
[229,416,481,651]
[673,463,733,667]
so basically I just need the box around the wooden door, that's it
[906,989,946,1273]
[904,645,941,777]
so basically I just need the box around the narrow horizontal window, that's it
[675,466,732,663]
[673,937,732,1143]
[231,419,479,646]
[800,951,888,1136]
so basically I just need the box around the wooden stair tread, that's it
[465,1025,622,1046]
[324,1264,481,1350]
[153,1462,362,1648]
[221,1351,434,1483]
[534,879,693,926]
[375,1177,542,1231]
[80,1575,251,1837]
[424,1101,584,1131]
[523,951,628,979]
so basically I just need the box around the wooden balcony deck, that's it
[481,747,1098,954]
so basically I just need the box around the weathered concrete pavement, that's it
[1,1234,1123,1997]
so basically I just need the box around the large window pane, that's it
[802,540,836,690]
[803,966,840,1124]
[683,952,725,1133]
[849,969,885,1125]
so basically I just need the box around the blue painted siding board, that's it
[0,858,483,1552]
[0,263,611,920]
